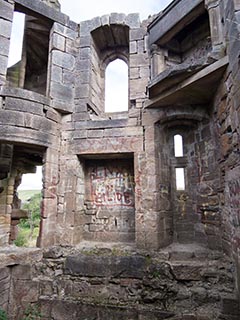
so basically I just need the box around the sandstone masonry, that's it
[0,0,239,319]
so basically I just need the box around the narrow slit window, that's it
[174,134,183,157]
[105,59,128,112]
[176,168,185,190]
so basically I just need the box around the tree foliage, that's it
[20,193,41,228]
[14,192,41,247]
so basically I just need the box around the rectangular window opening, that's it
[7,8,52,95]
[175,167,185,191]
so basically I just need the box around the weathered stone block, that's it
[15,0,69,24]
[73,130,87,139]
[25,114,57,134]
[79,47,91,60]
[171,263,204,281]
[52,23,77,40]
[130,41,137,54]
[50,81,74,102]
[75,59,91,71]
[110,13,126,25]
[75,84,90,99]
[63,69,75,85]
[0,0,14,21]
[5,97,43,116]
[66,38,78,56]
[51,33,65,51]
[234,0,240,11]
[130,53,148,68]
[51,99,74,113]
[126,13,140,28]
[0,110,24,126]
[65,254,147,278]
[130,67,140,79]
[101,14,110,26]
[77,35,91,48]
[1,87,50,104]
[73,136,143,154]
[11,279,39,306]
[221,294,240,316]
[0,19,12,39]
[12,265,32,280]
[0,36,10,56]
[80,17,101,36]
[87,129,104,138]
[0,268,10,281]
[0,55,8,75]
[130,28,146,41]
[52,50,75,70]
[46,108,61,123]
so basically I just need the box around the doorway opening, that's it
[13,166,42,247]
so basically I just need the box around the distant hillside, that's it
[18,190,41,202]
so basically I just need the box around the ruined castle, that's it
[0,0,240,318]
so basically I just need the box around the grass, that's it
[14,227,39,247]
[18,190,41,202]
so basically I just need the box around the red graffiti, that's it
[89,165,135,207]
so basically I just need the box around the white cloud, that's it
[18,166,42,191]
[59,0,172,22]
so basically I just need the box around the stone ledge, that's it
[0,247,43,268]
[0,87,50,105]
[64,254,147,278]
[15,0,69,25]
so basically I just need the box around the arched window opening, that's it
[175,168,185,191]
[8,12,25,67]
[105,59,128,112]
[174,134,184,157]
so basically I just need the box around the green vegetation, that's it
[18,190,41,202]
[14,192,41,247]
[0,304,42,320]
[0,308,7,320]
[22,304,42,320]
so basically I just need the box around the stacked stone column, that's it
[0,0,14,86]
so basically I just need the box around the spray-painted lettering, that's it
[89,165,135,207]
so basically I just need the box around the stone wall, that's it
[0,0,240,315]
[210,0,240,293]
[0,267,10,311]
[0,87,61,246]
[0,0,13,86]
[1,246,239,320]
[48,21,78,113]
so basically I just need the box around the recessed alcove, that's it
[80,154,135,243]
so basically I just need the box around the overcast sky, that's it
[59,0,172,22]
[17,0,172,190]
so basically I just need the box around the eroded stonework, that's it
[0,0,239,318]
